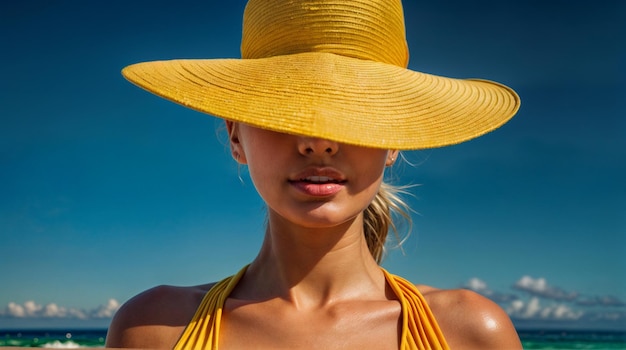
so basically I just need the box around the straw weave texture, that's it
[122,0,520,150]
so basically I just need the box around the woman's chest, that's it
[218,298,402,349]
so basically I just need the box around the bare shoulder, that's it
[106,283,215,349]
[416,284,522,350]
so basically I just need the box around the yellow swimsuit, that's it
[174,266,450,349]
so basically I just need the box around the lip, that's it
[288,167,347,197]
[290,167,347,182]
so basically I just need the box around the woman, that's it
[106,0,522,348]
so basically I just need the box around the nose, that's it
[297,136,339,157]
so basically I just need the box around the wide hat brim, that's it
[122,51,520,150]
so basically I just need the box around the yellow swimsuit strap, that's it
[382,269,450,350]
[174,266,248,350]
[175,266,449,350]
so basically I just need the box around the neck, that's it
[237,210,385,308]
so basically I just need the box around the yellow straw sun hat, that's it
[122,0,520,150]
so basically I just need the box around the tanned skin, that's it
[107,124,522,349]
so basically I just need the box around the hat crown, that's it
[241,0,409,67]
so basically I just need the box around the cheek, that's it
[350,152,388,193]
[246,156,273,186]
[348,164,387,200]
[243,149,284,195]
[358,151,389,176]
[245,162,275,206]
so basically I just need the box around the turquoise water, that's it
[0,330,106,348]
[518,330,626,349]
[1,329,625,348]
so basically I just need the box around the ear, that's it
[225,121,247,164]
[386,150,399,167]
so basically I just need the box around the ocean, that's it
[1,328,625,348]
[0,329,106,348]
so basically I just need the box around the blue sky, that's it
[1,0,624,331]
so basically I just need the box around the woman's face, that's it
[227,122,397,229]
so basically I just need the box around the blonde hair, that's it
[364,182,412,264]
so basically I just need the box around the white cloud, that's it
[91,299,120,318]
[7,302,26,318]
[513,276,577,301]
[463,278,519,303]
[507,297,583,321]
[466,278,490,294]
[461,275,626,328]
[0,299,120,320]
[23,301,43,316]
[43,303,66,318]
